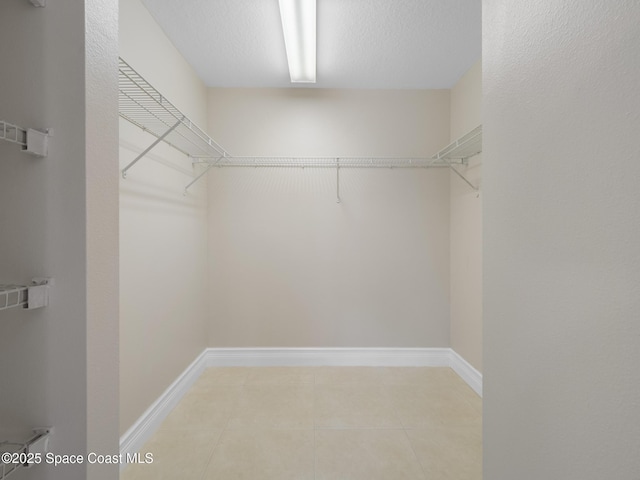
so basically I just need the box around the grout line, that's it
[391,380,429,480]
[198,419,228,480]
[403,426,428,480]
[198,366,246,480]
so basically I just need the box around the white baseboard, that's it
[119,349,207,470]
[449,349,483,397]
[204,347,452,367]
[120,347,482,464]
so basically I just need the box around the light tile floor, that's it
[121,367,482,480]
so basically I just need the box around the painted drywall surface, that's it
[450,60,482,141]
[484,1,640,478]
[0,1,119,479]
[207,89,451,347]
[86,0,120,479]
[119,0,208,128]
[449,60,482,373]
[119,0,209,434]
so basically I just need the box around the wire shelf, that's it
[433,125,482,162]
[433,125,482,191]
[118,56,482,192]
[119,58,229,177]
[0,429,51,480]
[196,156,450,168]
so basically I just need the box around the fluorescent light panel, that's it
[278,0,316,83]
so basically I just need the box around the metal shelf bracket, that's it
[184,154,226,194]
[431,125,482,191]
[122,119,182,178]
[449,163,479,191]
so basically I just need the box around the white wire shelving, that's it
[0,279,51,312]
[119,58,230,180]
[0,429,52,479]
[118,56,482,193]
[196,125,483,191]
[198,156,450,168]
[433,125,482,191]
[433,125,482,163]
[192,125,482,182]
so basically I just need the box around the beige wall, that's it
[484,1,640,478]
[86,1,120,478]
[450,60,482,372]
[207,89,452,347]
[0,1,119,479]
[119,0,209,434]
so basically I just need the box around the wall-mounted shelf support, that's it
[122,119,182,178]
[1,121,51,157]
[184,154,226,193]
[1,428,52,479]
[449,164,479,191]
[0,278,52,312]
[432,125,482,191]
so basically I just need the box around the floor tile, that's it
[159,387,241,430]
[244,366,315,385]
[203,428,314,480]
[190,367,249,390]
[315,384,401,428]
[390,386,481,428]
[406,425,482,480]
[121,429,222,480]
[228,384,314,428]
[380,367,464,387]
[314,366,389,385]
[121,366,483,480]
[315,429,426,480]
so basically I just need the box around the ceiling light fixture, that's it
[278,0,316,83]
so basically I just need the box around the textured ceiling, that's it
[140,0,481,89]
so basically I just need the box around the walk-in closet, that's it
[2,1,639,479]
